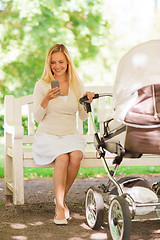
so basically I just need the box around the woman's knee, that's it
[55,153,69,167]
[69,151,83,166]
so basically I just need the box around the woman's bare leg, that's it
[53,153,69,220]
[64,150,82,197]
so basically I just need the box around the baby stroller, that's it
[80,40,160,240]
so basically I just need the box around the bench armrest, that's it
[5,122,24,139]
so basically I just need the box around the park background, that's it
[1,0,160,178]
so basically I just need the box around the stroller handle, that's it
[79,93,113,113]
[79,93,112,104]
[79,93,99,104]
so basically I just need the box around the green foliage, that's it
[0,116,4,136]
[0,0,109,101]
[83,115,99,134]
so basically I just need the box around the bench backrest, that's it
[4,86,113,144]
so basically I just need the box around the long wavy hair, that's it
[41,44,84,99]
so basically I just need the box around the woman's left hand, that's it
[83,91,95,103]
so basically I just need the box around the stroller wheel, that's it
[156,185,160,196]
[155,186,160,219]
[85,186,104,229]
[108,196,131,240]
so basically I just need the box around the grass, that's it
[1,143,160,179]
[77,165,160,178]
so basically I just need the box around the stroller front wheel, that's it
[155,185,160,219]
[108,196,131,240]
[85,186,104,229]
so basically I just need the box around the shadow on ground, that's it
[0,176,160,240]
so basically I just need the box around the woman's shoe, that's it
[54,218,68,225]
[64,210,70,220]
[54,198,70,220]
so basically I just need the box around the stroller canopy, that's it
[113,40,160,123]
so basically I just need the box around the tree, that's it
[0,0,109,99]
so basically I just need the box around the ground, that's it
[0,175,160,240]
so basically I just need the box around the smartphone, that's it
[51,80,59,89]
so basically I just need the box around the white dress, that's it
[32,91,87,165]
[33,132,86,165]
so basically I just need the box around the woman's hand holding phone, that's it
[41,81,60,109]
[48,87,61,99]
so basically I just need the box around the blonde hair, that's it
[41,44,84,99]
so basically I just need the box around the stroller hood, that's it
[113,40,160,122]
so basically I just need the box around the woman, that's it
[33,44,94,225]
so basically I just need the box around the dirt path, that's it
[0,176,160,240]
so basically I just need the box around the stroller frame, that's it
[80,94,160,240]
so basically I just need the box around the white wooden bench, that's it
[4,86,160,205]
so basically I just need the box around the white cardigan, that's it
[33,79,88,136]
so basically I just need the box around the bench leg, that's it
[4,133,13,205]
[12,138,24,205]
